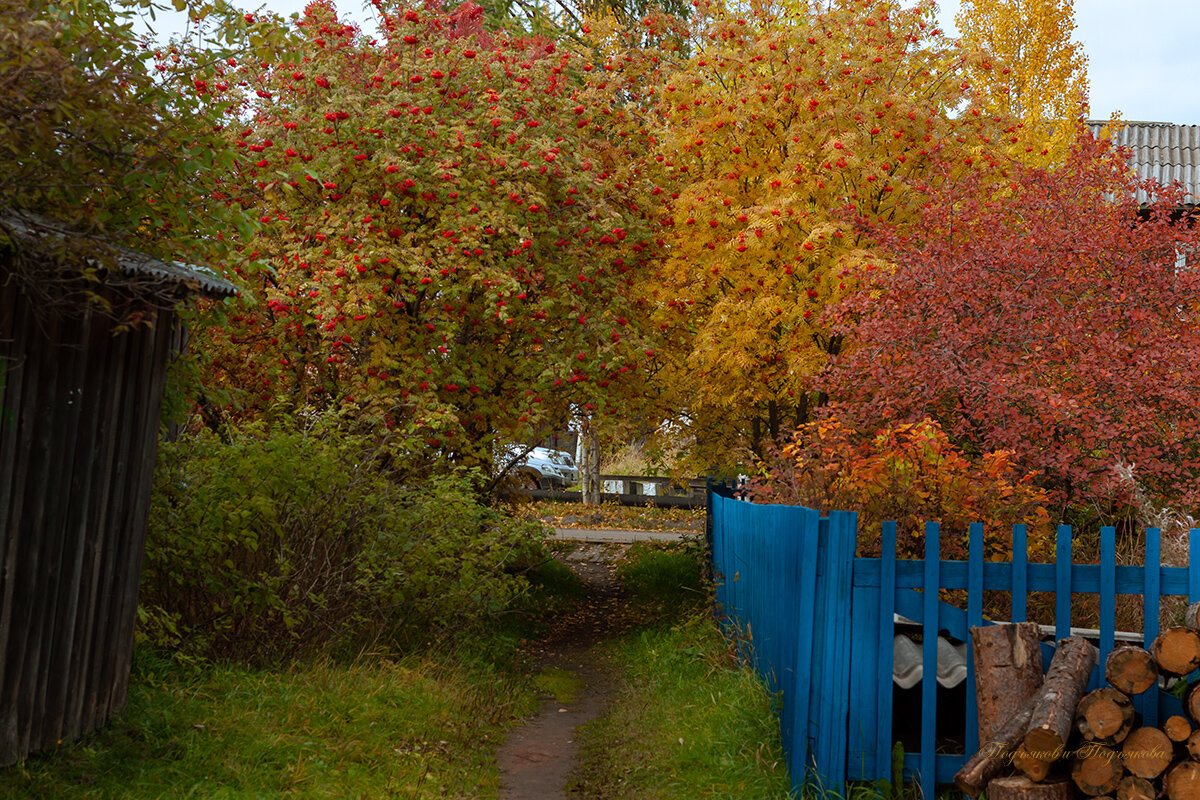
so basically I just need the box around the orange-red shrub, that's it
[749,417,1053,561]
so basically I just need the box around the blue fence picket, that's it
[790,506,821,790]
[876,522,896,788]
[965,523,983,758]
[1097,526,1116,691]
[919,522,939,800]
[1055,525,1071,641]
[1144,527,1162,728]
[1191,530,1200,602]
[1012,524,1028,622]
[710,492,832,796]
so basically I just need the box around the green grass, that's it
[532,666,583,705]
[566,540,792,798]
[614,541,708,616]
[569,613,795,800]
[0,532,795,799]
[0,645,539,800]
[0,550,592,800]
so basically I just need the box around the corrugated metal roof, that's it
[894,634,969,689]
[1088,120,1200,204]
[0,210,238,299]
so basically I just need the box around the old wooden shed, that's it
[0,211,236,764]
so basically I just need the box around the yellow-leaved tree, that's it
[637,0,992,464]
[955,0,1089,163]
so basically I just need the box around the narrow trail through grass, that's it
[497,544,634,799]
[0,538,791,799]
[497,540,794,800]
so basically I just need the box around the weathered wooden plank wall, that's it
[0,274,178,765]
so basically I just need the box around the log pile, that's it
[957,609,1200,800]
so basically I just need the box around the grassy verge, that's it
[568,540,794,799]
[570,614,794,799]
[0,558,584,800]
[614,540,709,619]
[0,645,538,800]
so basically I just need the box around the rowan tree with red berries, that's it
[203,0,664,478]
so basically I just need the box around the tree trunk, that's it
[1076,688,1136,745]
[1106,646,1160,696]
[1166,761,1200,800]
[1025,637,1099,758]
[988,775,1075,800]
[579,421,601,505]
[1151,627,1200,677]
[957,698,1038,797]
[974,622,1044,745]
[1121,727,1174,779]
[1072,744,1125,797]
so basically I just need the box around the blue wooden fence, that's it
[708,485,1200,799]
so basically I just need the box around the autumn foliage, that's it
[0,0,259,314]
[204,0,661,472]
[749,416,1051,560]
[638,0,993,459]
[164,0,1200,520]
[825,130,1200,513]
[956,0,1090,164]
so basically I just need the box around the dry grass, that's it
[1067,525,1192,635]
[599,439,690,478]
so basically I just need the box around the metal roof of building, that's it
[0,210,238,299]
[1088,120,1200,204]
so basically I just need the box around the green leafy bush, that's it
[140,415,546,662]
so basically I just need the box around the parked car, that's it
[502,445,579,489]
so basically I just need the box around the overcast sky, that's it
[937,0,1200,125]
[140,0,1200,125]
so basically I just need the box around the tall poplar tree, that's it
[956,0,1090,163]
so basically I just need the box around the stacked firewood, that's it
[956,612,1200,800]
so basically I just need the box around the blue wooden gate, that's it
[708,487,1200,799]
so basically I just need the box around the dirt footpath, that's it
[496,544,634,799]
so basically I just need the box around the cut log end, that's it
[1121,726,1174,780]
[988,775,1075,800]
[1106,647,1160,695]
[1152,627,1200,676]
[1166,761,1200,800]
[1166,715,1193,743]
[1116,776,1156,800]
[1073,744,1125,797]
[1014,744,1055,782]
[1185,684,1200,725]
[1187,729,1200,760]
[1077,688,1135,745]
